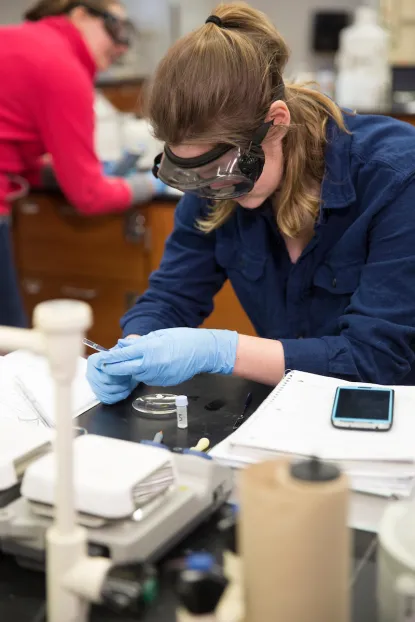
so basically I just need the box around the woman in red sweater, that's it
[0,0,157,327]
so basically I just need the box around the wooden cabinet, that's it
[99,81,145,115]
[19,273,141,347]
[13,195,148,281]
[12,194,150,348]
[394,115,415,127]
[12,193,254,347]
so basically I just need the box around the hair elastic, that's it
[205,15,223,27]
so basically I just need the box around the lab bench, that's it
[0,374,377,622]
[11,192,255,349]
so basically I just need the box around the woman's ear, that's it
[265,100,291,129]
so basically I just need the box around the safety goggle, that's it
[153,120,274,200]
[66,3,133,47]
[153,144,257,200]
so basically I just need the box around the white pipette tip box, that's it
[0,420,53,491]
[21,434,176,520]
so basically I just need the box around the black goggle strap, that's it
[247,81,286,151]
[163,143,234,169]
[65,2,132,45]
[103,13,133,46]
[152,82,285,177]
[152,144,232,178]
[154,122,272,176]
[153,143,234,178]
[247,119,273,155]
[152,153,163,178]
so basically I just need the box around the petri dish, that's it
[132,393,177,419]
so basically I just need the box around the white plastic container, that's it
[335,6,391,112]
[94,93,123,163]
[176,395,188,429]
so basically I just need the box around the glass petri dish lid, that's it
[132,393,177,418]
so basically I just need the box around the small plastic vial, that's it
[176,395,188,429]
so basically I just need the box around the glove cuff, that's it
[206,329,239,375]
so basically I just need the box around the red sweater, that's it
[0,17,133,216]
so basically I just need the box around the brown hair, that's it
[25,0,117,22]
[148,2,348,238]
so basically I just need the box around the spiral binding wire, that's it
[231,369,295,439]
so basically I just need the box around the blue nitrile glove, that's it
[87,342,139,404]
[93,328,239,387]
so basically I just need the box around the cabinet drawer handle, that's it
[60,286,98,300]
[124,210,146,243]
[22,278,43,294]
[58,203,76,216]
[20,202,40,215]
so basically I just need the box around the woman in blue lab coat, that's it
[87,2,415,403]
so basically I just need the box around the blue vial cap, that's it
[185,552,215,572]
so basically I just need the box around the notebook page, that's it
[0,355,37,422]
[230,371,415,462]
[0,419,52,461]
[3,350,99,426]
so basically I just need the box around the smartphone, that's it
[331,386,394,431]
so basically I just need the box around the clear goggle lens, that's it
[156,146,256,199]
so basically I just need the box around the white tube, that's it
[33,300,93,622]
[46,525,89,622]
[0,327,44,354]
[0,300,98,622]
[63,557,112,604]
[34,301,91,536]
[54,381,75,535]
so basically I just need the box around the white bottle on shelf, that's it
[335,5,391,112]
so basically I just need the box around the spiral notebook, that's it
[210,371,415,476]
[210,371,415,532]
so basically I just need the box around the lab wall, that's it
[165,0,364,70]
[249,0,362,70]
[166,0,364,70]
[0,0,31,24]
[0,0,362,70]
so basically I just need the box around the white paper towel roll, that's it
[239,458,350,622]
